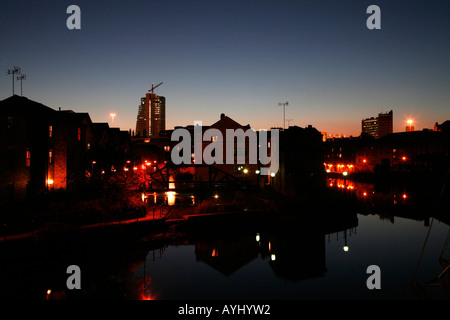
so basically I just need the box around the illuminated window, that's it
[77,128,81,141]
[164,145,170,152]
[49,151,53,164]
[26,150,31,167]
[7,116,13,130]
[49,125,53,138]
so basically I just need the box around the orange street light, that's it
[407,119,413,131]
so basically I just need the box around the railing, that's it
[147,204,172,220]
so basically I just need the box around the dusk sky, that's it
[1,0,449,136]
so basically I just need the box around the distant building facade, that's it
[324,124,449,175]
[362,110,393,138]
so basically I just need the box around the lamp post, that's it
[407,119,413,132]
[110,113,116,127]
[278,101,288,130]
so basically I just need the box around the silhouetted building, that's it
[355,129,449,174]
[160,113,258,181]
[0,96,95,201]
[362,110,393,138]
[434,121,450,133]
[324,135,366,173]
[276,125,325,196]
[136,92,166,137]
[378,110,393,138]
[0,95,130,203]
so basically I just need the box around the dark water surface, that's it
[132,213,448,300]
[1,183,449,300]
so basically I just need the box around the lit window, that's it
[77,128,81,141]
[49,125,53,138]
[164,145,170,152]
[26,150,31,167]
[7,116,14,129]
[49,151,53,164]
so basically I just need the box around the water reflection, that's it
[195,234,259,276]
[193,227,329,283]
[1,179,448,299]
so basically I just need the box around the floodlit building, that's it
[136,91,166,137]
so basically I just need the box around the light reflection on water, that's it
[1,180,449,300]
[132,214,448,300]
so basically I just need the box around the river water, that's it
[1,180,449,300]
[132,213,448,300]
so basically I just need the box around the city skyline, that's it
[1,0,449,136]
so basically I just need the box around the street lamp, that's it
[407,119,413,132]
[110,113,116,127]
[278,101,288,130]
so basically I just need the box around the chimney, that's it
[220,113,225,120]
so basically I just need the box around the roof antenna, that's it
[16,74,26,96]
[6,66,21,95]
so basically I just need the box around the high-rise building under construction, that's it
[136,86,166,137]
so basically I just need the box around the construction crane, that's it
[148,82,163,94]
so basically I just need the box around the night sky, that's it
[1,0,449,136]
